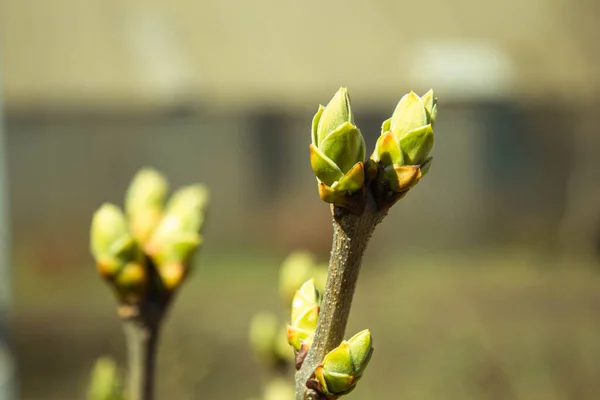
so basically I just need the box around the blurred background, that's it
[1,0,600,399]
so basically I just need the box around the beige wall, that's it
[2,0,599,110]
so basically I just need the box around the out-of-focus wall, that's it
[1,0,599,110]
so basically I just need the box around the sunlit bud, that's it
[125,168,168,244]
[310,329,374,397]
[287,279,320,353]
[90,204,136,278]
[310,88,366,211]
[87,356,124,400]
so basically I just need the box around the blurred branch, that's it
[91,170,210,400]
[118,256,169,400]
[123,317,161,400]
[0,55,17,400]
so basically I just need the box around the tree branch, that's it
[295,194,386,399]
[123,316,161,400]
[119,256,170,400]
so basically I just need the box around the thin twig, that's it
[123,318,161,400]
[119,256,170,400]
[295,194,386,399]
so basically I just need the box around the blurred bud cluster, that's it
[90,168,209,305]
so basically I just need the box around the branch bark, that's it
[123,315,161,400]
[119,256,170,400]
[295,195,386,399]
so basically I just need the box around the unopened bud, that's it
[310,329,374,397]
[371,90,438,197]
[287,279,320,353]
[87,356,124,400]
[310,88,366,210]
[90,204,136,278]
[145,185,209,288]
[125,168,168,244]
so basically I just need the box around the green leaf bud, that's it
[311,329,374,397]
[315,87,354,146]
[371,90,438,196]
[146,185,209,267]
[390,91,428,138]
[420,89,438,126]
[399,124,434,166]
[310,88,367,207]
[114,262,148,303]
[287,279,320,352]
[90,204,136,278]
[347,329,374,376]
[125,168,168,244]
[87,356,124,400]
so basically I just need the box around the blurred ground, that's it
[14,246,600,400]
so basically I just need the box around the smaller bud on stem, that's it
[307,329,374,399]
[287,279,321,369]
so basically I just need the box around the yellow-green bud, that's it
[87,356,124,400]
[90,204,136,278]
[315,88,354,146]
[287,279,320,352]
[146,185,209,267]
[311,329,374,397]
[125,168,168,244]
[279,251,316,304]
[371,90,437,193]
[114,262,148,303]
[310,87,366,207]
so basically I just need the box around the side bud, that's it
[90,204,137,279]
[310,87,367,214]
[87,356,124,400]
[287,279,320,369]
[308,329,374,398]
[370,90,438,207]
[125,168,168,244]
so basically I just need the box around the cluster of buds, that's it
[286,279,321,369]
[307,330,374,399]
[309,88,438,213]
[90,168,209,307]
